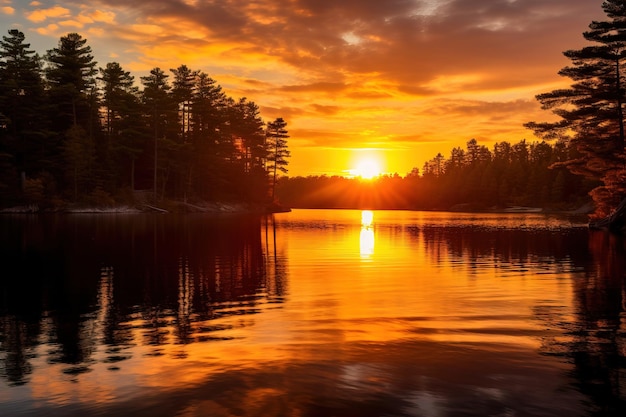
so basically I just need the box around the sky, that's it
[0,0,609,177]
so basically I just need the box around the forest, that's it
[0,30,290,211]
[276,138,597,211]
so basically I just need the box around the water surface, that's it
[0,210,625,416]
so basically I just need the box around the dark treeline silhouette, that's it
[277,138,597,211]
[0,30,289,209]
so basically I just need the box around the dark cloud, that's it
[310,104,341,115]
[422,99,539,118]
[258,106,308,120]
[279,82,347,93]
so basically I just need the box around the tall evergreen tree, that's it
[141,67,176,200]
[191,72,225,141]
[45,33,100,198]
[45,33,97,132]
[189,71,227,199]
[170,65,197,144]
[0,29,47,195]
[99,62,144,190]
[525,0,626,218]
[233,98,266,173]
[237,99,269,202]
[266,117,290,200]
[99,62,137,138]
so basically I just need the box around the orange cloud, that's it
[1,6,14,15]
[88,9,115,24]
[59,19,83,28]
[34,23,60,36]
[25,5,70,22]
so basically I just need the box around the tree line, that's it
[0,30,290,209]
[276,138,596,211]
[3,0,625,219]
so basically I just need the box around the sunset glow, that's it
[0,0,607,176]
[352,158,382,180]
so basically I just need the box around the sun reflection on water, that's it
[360,210,375,258]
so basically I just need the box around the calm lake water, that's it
[0,209,625,416]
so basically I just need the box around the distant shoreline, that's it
[1,201,592,216]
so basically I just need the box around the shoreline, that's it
[0,201,591,216]
[0,202,292,215]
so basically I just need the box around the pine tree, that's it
[170,65,197,144]
[234,98,266,173]
[525,0,626,218]
[0,29,47,196]
[99,62,144,190]
[45,33,97,132]
[45,33,101,198]
[189,72,227,199]
[266,118,290,201]
[141,67,176,200]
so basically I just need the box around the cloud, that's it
[73,0,600,97]
[310,104,341,115]
[260,106,308,121]
[280,82,347,94]
[25,5,70,22]
[34,23,59,36]
[88,9,115,24]
[1,6,14,15]
[421,99,538,118]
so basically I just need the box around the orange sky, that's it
[0,0,608,177]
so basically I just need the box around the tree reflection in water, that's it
[418,226,626,415]
[571,232,626,415]
[0,214,286,386]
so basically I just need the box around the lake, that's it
[0,209,625,416]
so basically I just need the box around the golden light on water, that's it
[360,210,375,258]
[361,210,374,227]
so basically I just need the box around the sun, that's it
[353,158,382,179]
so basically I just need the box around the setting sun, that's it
[352,158,382,179]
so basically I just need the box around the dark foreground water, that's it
[0,209,625,417]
